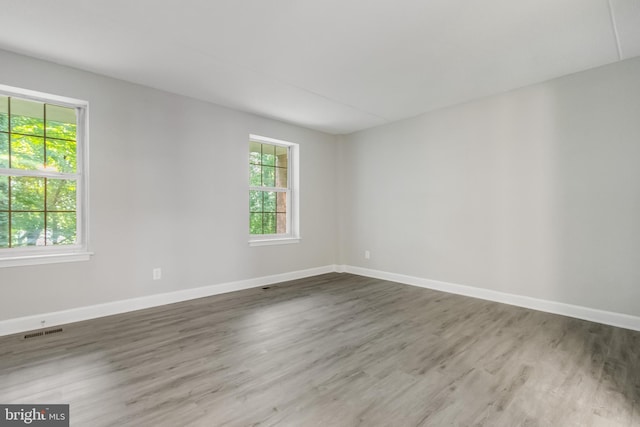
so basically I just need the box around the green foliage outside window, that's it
[0,95,78,248]
[249,141,288,235]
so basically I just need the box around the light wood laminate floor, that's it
[1,273,639,426]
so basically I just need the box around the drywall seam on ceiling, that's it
[607,0,623,60]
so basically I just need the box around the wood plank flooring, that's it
[1,273,639,426]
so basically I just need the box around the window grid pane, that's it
[10,98,44,137]
[0,94,80,248]
[45,104,77,141]
[262,165,275,187]
[0,176,7,210]
[46,212,76,246]
[46,138,77,173]
[248,189,288,235]
[11,176,45,211]
[10,135,45,170]
[46,179,76,211]
[276,213,286,234]
[0,96,8,132]
[0,212,7,248]
[249,140,291,236]
[250,212,263,235]
[249,142,288,190]
[261,144,275,166]
[11,212,45,247]
[0,133,7,169]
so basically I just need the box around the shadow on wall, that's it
[549,73,640,318]
[468,69,640,317]
[478,72,640,418]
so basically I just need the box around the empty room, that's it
[1,1,640,426]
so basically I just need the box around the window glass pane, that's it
[249,163,262,186]
[0,212,7,248]
[46,212,76,245]
[0,176,7,210]
[249,190,262,213]
[0,90,86,252]
[249,141,262,165]
[47,179,76,211]
[276,213,287,234]
[10,98,44,136]
[262,166,275,187]
[263,213,276,234]
[276,167,287,188]
[0,96,8,131]
[11,176,45,211]
[46,138,77,173]
[262,143,275,166]
[275,145,288,167]
[249,139,294,237]
[263,191,276,213]
[11,135,45,170]
[0,133,7,168]
[276,192,287,213]
[45,104,76,140]
[250,213,263,234]
[11,212,45,246]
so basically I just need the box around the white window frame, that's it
[249,134,300,246]
[0,84,92,267]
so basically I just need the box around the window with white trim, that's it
[249,134,299,245]
[0,85,89,266]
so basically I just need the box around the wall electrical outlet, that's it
[364,250,371,259]
[153,268,162,280]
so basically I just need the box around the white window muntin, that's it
[0,84,89,265]
[249,134,299,244]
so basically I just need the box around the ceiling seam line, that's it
[178,47,392,123]
[265,79,391,123]
[71,5,392,125]
[607,0,623,60]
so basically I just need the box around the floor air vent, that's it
[24,328,64,339]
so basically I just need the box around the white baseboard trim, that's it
[340,265,640,332]
[0,265,337,337]
[4,264,638,337]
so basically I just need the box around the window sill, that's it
[249,237,301,247]
[0,251,94,268]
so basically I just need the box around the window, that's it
[249,134,299,245]
[0,84,89,267]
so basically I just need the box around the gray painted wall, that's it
[2,49,640,323]
[0,49,339,320]
[339,57,640,317]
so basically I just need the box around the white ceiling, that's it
[0,0,639,135]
